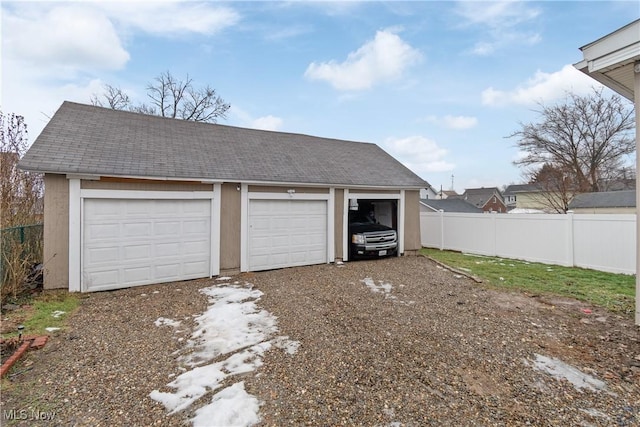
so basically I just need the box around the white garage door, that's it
[83,198,212,292]
[248,199,327,271]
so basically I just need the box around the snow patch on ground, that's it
[362,277,393,295]
[150,283,299,426]
[531,354,607,392]
[51,310,66,318]
[154,317,182,328]
[360,278,415,305]
[191,382,261,426]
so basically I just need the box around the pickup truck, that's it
[348,214,398,259]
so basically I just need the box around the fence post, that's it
[439,209,444,250]
[19,226,25,244]
[566,210,575,267]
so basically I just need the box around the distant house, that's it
[568,190,635,214]
[502,183,573,213]
[458,187,507,213]
[420,184,439,200]
[419,198,482,213]
[440,189,459,199]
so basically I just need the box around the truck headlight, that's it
[351,234,365,244]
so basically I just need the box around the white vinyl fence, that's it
[421,212,636,275]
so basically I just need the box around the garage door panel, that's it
[85,270,119,288]
[155,264,180,279]
[85,223,120,240]
[83,198,213,292]
[123,222,152,237]
[184,260,209,275]
[248,199,327,271]
[184,240,209,255]
[184,219,209,234]
[123,266,151,283]
[155,221,181,236]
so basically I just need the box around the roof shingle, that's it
[20,102,428,188]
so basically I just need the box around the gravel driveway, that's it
[1,256,639,426]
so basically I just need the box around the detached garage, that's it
[19,102,428,292]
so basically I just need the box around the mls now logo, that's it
[2,409,28,420]
[3,409,56,421]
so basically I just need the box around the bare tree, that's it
[510,87,635,193]
[525,163,575,213]
[0,111,43,228]
[91,71,230,123]
[1,111,44,302]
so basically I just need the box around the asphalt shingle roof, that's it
[19,102,428,188]
[420,198,483,213]
[568,190,636,209]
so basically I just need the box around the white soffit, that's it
[574,19,640,101]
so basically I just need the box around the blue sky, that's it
[2,1,638,193]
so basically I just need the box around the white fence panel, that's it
[494,214,571,266]
[572,214,636,274]
[420,212,636,275]
[442,213,495,255]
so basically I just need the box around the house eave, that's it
[32,171,424,190]
[574,19,640,102]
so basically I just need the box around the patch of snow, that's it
[216,276,232,281]
[51,310,66,318]
[153,291,160,294]
[361,277,393,295]
[182,285,278,367]
[272,336,301,355]
[155,317,182,328]
[531,354,607,392]
[454,274,462,279]
[150,342,270,414]
[579,408,610,420]
[191,382,261,427]
[45,327,61,332]
[150,282,300,426]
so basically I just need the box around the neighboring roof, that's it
[441,190,459,197]
[19,102,428,189]
[574,19,639,101]
[460,187,504,208]
[420,198,482,213]
[568,190,636,209]
[503,183,541,196]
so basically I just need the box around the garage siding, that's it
[43,174,70,289]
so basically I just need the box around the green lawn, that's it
[421,248,635,315]
[1,291,80,339]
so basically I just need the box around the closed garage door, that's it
[83,198,212,292]
[248,199,327,271]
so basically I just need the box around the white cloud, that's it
[456,1,541,28]
[250,115,283,131]
[304,29,422,91]
[426,115,478,130]
[3,5,129,72]
[455,0,541,55]
[98,2,240,36]
[382,136,455,176]
[482,64,601,106]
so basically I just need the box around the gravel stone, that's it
[1,256,638,426]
